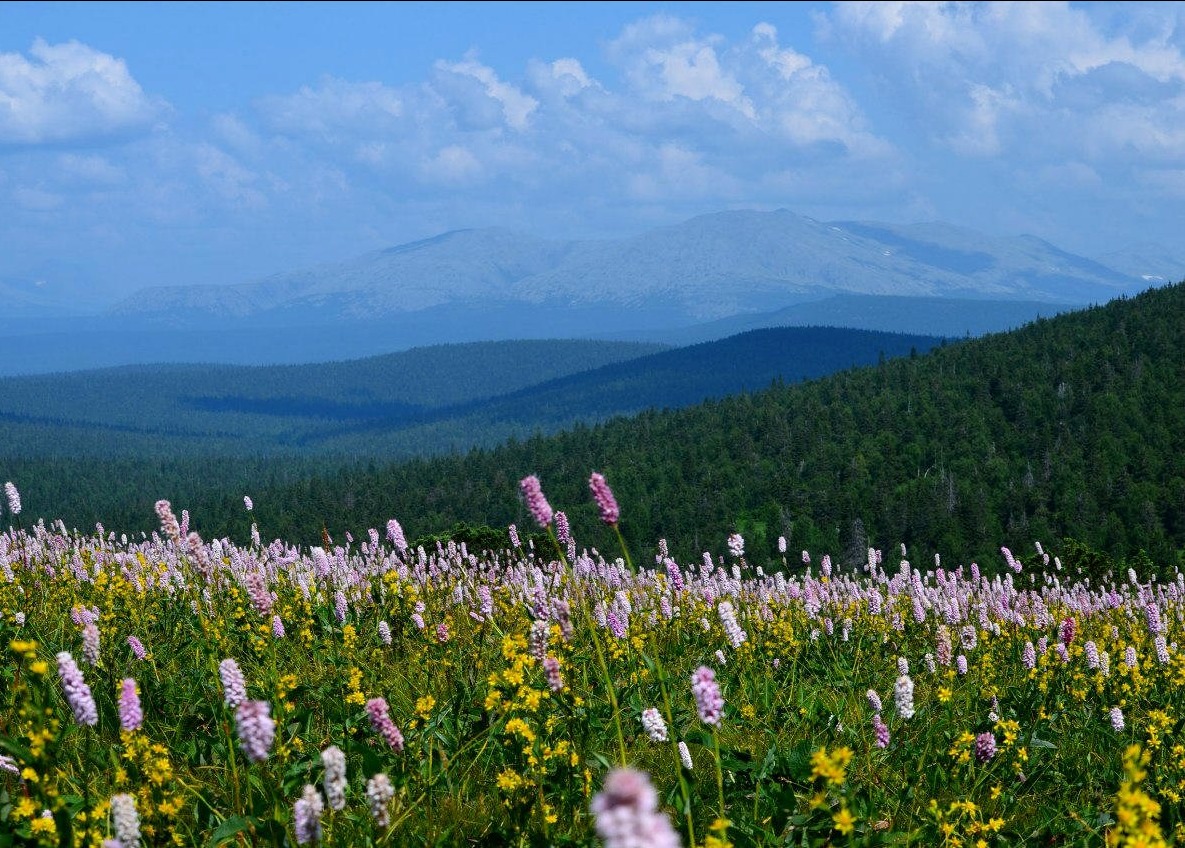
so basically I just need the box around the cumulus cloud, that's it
[230,13,896,219]
[610,16,753,116]
[0,39,166,145]
[256,77,404,138]
[420,144,483,184]
[434,56,539,131]
[829,1,1185,162]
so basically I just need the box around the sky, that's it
[2,1,1184,307]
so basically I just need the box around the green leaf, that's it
[0,737,32,763]
[52,808,74,847]
[1029,734,1057,749]
[207,815,250,846]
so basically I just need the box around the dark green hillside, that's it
[0,339,664,458]
[0,326,938,530]
[301,326,942,454]
[198,283,1185,567]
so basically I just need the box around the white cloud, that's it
[211,113,264,154]
[609,16,754,117]
[627,142,741,201]
[829,1,1185,161]
[434,56,538,131]
[550,58,593,94]
[230,14,895,219]
[420,144,483,184]
[0,39,166,145]
[193,143,267,209]
[745,23,888,155]
[256,77,404,138]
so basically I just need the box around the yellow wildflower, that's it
[834,806,856,835]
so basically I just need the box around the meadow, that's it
[0,475,1181,847]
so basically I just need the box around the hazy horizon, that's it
[2,1,1184,311]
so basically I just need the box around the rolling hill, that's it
[0,325,943,531]
[159,283,1185,568]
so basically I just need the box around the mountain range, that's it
[1,209,1179,375]
[111,209,1156,325]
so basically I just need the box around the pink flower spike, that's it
[590,768,680,848]
[690,665,724,726]
[589,472,620,526]
[519,475,553,528]
[118,678,143,732]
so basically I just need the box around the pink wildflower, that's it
[519,475,553,527]
[974,732,996,763]
[3,482,20,515]
[219,658,247,709]
[543,656,564,692]
[235,700,275,762]
[590,768,680,848]
[588,472,620,526]
[56,651,98,727]
[691,666,724,725]
[118,678,143,732]
[366,697,404,752]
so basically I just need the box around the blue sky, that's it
[2,1,1184,306]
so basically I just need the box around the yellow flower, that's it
[833,806,856,835]
[416,694,436,721]
[496,768,526,792]
[810,745,853,786]
[504,717,536,744]
[938,686,952,703]
[30,816,56,837]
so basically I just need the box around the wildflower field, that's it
[1,476,1182,847]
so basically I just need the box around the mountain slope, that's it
[1,326,944,530]
[0,339,664,455]
[108,209,1145,328]
[287,326,944,454]
[638,294,1076,345]
[182,283,1185,566]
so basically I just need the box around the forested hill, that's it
[0,326,939,527]
[205,282,1185,567]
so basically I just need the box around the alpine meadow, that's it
[4,3,1185,847]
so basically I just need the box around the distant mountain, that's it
[109,210,1145,329]
[0,325,938,463]
[633,294,1075,345]
[296,325,944,455]
[1093,243,1185,284]
[0,339,664,455]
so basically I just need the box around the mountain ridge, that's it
[107,208,1154,327]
